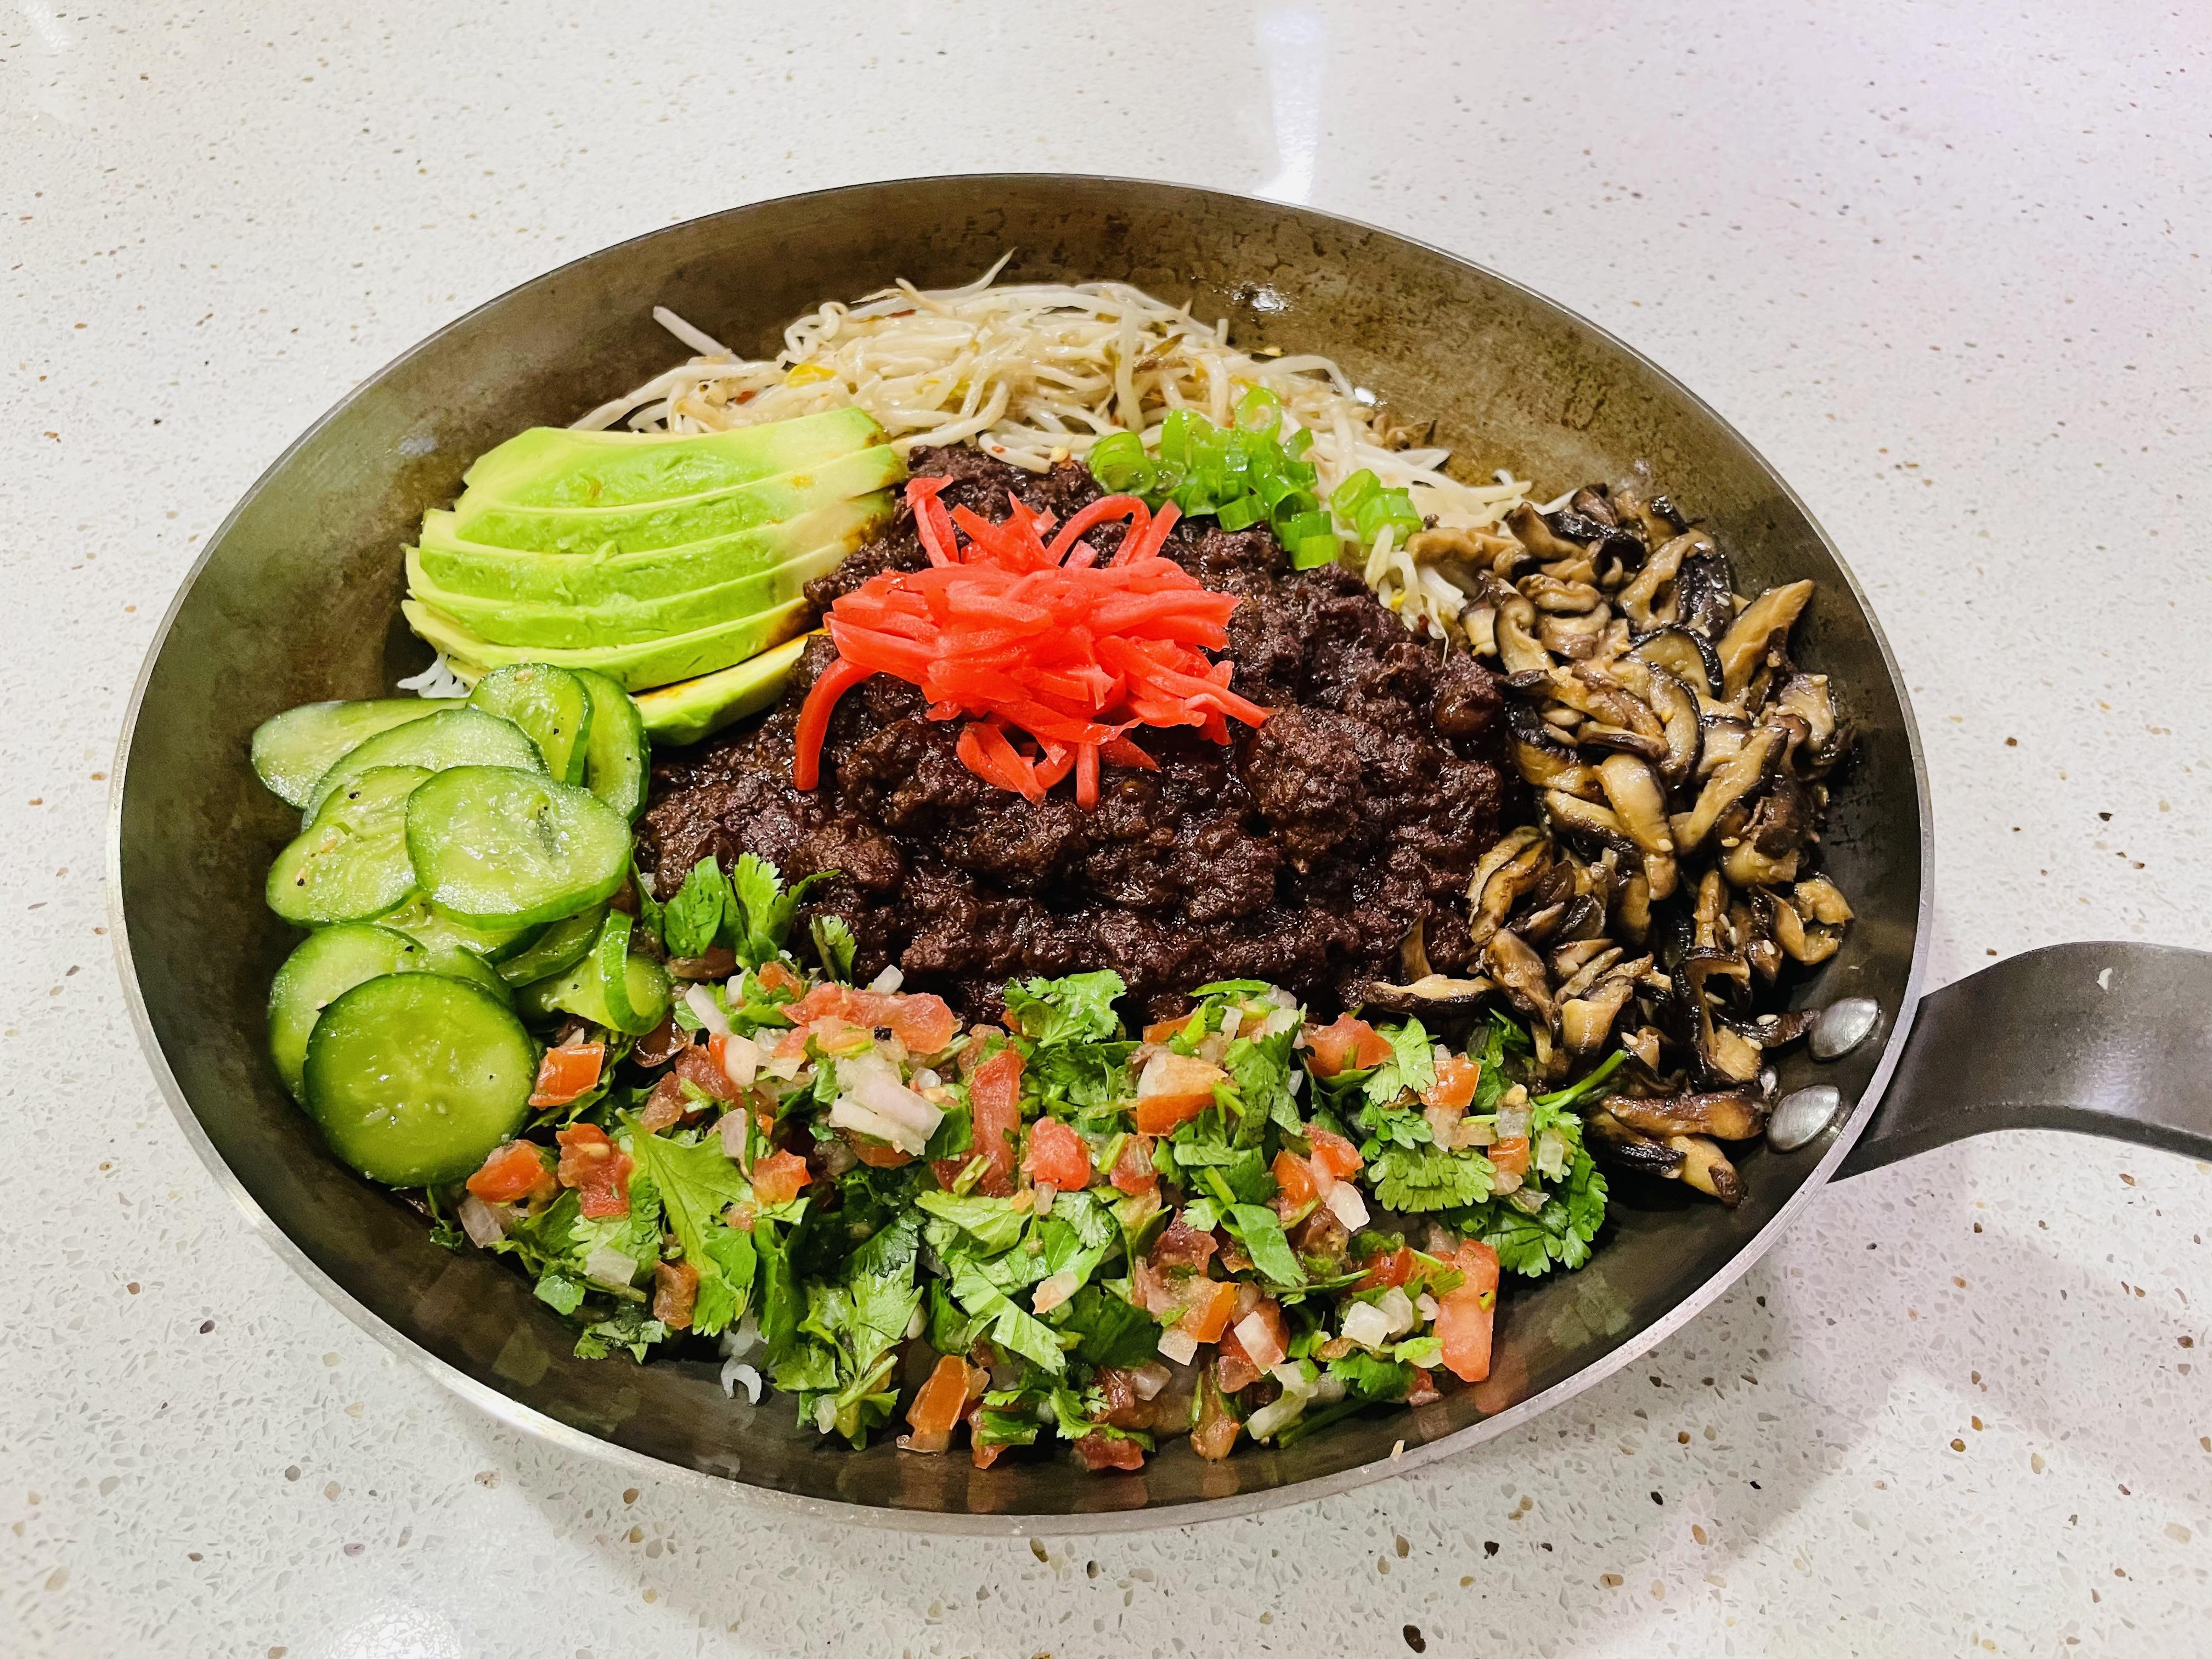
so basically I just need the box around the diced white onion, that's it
[1156,1328,1199,1366]
[1288,1069,1305,1097]
[684,984,731,1036]
[1323,1182,1370,1232]
[583,1245,638,1289]
[718,1112,749,1160]
[1129,1363,1171,1401]
[914,1068,941,1090]
[814,1397,838,1434]
[1341,1301,1392,1352]
[1493,1166,1523,1195]
[1033,1183,1057,1217]
[905,1305,928,1340]
[456,1195,510,1248]
[836,1052,944,1140]
[1376,1285,1417,1338]
[1245,1364,1317,1441]
[1218,1006,1244,1040]
[1196,1032,1231,1065]
[827,1096,928,1158]
[867,964,905,994]
[1415,1293,1440,1321]
[1453,1117,1495,1149]
[1536,1128,1570,1179]
[1305,1153,1337,1199]
[1424,1104,1462,1145]
[1260,1006,1300,1039]
[720,1359,763,1403]
[719,1314,762,1359]
[1031,1269,1081,1314]
[1496,1106,1531,1141]
[719,1030,760,1088]
[1233,1312,1287,1370]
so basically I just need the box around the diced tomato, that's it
[1436,1240,1500,1383]
[1132,1050,1226,1134]
[1150,1215,1220,1272]
[1190,1376,1242,1462]
[637,1073,687,1133]
[1356,1244,1417,1290]
[1489,1136,1531,1177]
[465,1141,552,1205]
[1177,1278,1239,1342]
[554,1123,632,1220]
[674,1043,740,1102]
[1271,1148,1318,1218]
[790,983,960,1054]
[756,959,805,996]
[528,1042,605,1111]
[1072,1433,1146,1472]
[846,1133,915,1169]
[1141,1012,1194,1044]
[1215,1299,1284,1393]
[1109,1133,1158,1197]
[1422,1053,1479,1113]
[932,1045,1020,1197]
[1406,1366,1442,1407]
[751,1149,812,1206]
[1306,1126,1364,1178]
[1088,1367,1165,1432]
[1023,1117,1092,1191]
[652,1259,699,1331]
[899,1355,977,1454]
[1305,1013,1393,1078]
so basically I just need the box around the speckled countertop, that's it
[6,3,2210,1654]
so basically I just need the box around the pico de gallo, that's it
[451,851,1612,1469]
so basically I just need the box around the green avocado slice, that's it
[462,405,884,510]
[633,634,811,745]
[404,595,811,693]
[411,489,892,605]
[405,538,856,650]
[452,439,903,555]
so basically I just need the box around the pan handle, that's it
[1835,941,2212,1177]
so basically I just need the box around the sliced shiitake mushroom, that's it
[1468,826,1551,949]
[1483,928,1554,1024]
[1597,754,1678,901]
[1676,948,1762,1085]
[1668,1134,1744,1206]
[1408,524,1519,566]
[1363,973,1496,1017]
[1503,501,1589,562]
[1487,574,1552,675]
[1585,1109,1686,1176]
[1505,704,1603,798]
[1671,721,1782,852]
[1602,1088,1768,1142]
[1617,530,1705,633]
[1539,606,1615,661]
[1675,550,1738,641]
[1794,874,1853,926]
[1717,580,1814,699]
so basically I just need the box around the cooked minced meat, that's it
[639,446,1509,1022]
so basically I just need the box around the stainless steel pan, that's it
[108,176,2212,1531]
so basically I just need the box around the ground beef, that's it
[639,446,1507,1022]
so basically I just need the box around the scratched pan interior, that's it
[113,176,1922,1528]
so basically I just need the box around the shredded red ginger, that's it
[792,477,1271,808]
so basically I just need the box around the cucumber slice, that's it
[420,940,514,1005]
[302,707,544,821]
[514,911,670,1036]
[469,663,592,785]
[572,668,651,820]
[267,923,428,1098]
[377,898,543,964]
[301,974,537,1186]
[252,698,462,809]
[404,765,631,927]
[265,765,430,927]
[496,903,606,986]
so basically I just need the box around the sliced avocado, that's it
[634,634,811,745]
[462,407,884,510]
[452,439,903,555]
[407,538,855,650]
[412,489,892,605]
[403,595,811,693]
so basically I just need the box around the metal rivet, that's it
[1810,997,1881,1060]
[1768,1085,1843,1152]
